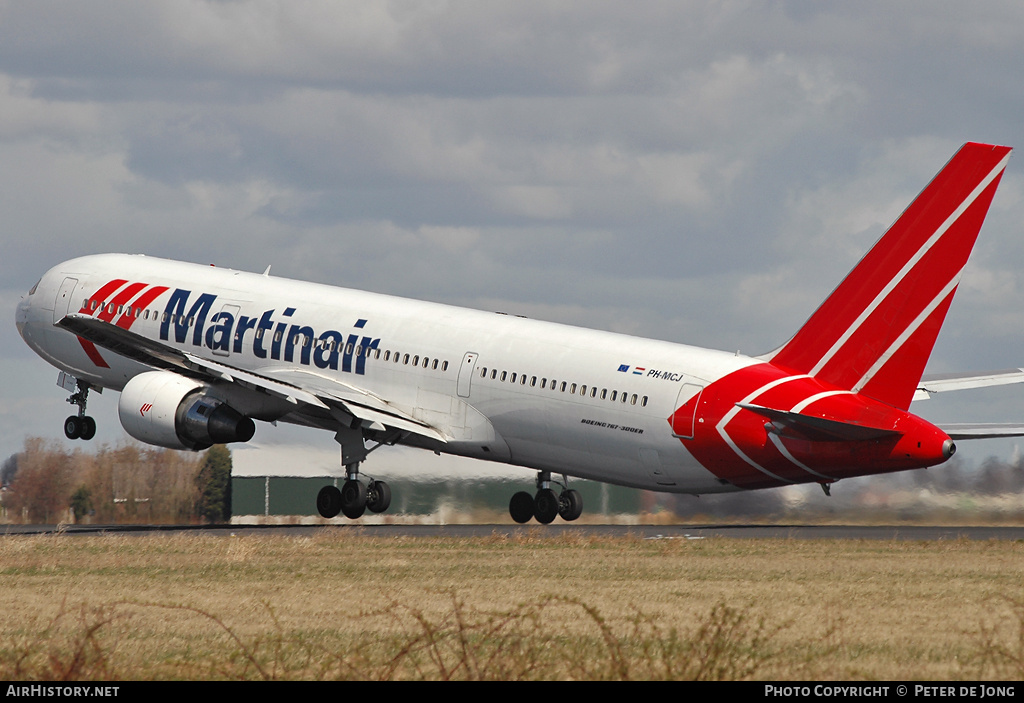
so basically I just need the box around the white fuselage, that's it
[17,254,756,494]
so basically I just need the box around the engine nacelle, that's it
[118,371,256,451]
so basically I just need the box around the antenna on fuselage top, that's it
[263,265,272,276]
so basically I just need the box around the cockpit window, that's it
[28,279,40,296]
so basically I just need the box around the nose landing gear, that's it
[64,379,97,441]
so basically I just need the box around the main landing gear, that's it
[316,466,392,519]
[509,471,583,524]
[64,380,96,441]
[316,425,395,520]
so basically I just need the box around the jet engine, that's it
[118,371,255,451]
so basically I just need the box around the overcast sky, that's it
[3,1,1024,480]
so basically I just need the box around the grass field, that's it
[2,531,1024,680]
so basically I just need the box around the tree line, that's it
[0,438,232,525]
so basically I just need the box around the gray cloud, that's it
[4,1,1024,467]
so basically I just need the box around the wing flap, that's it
[261,368,450,443]
[182,352,327,408]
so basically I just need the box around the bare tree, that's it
[3,438,203,525]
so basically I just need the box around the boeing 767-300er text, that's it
[15,142,1024,522]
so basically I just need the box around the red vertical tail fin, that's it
[766,142,1011,410]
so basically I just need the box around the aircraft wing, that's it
[913,369,1024,401]
[56,313,448,443]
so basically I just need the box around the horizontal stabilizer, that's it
[941,424,1024,440]
[914,368,1024,401]
[737,403,903,442]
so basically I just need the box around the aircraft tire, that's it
[317,485,343,519]
[341,479,367,519]
[79,416,97,441]
[64,416,81,440]
[367,480,391,514]
[509,491,534,524]
[534,488,560,525]
[559,489,583,521]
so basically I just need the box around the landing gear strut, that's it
[509,471,583,524]
[64,380,96,441]
[315,425,393,520]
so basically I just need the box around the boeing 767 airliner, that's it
[15,142,1024,523]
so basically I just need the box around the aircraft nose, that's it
[15,296,30,337]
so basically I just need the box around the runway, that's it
[5,522,1024,540]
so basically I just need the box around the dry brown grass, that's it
[1,532,1022,680]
